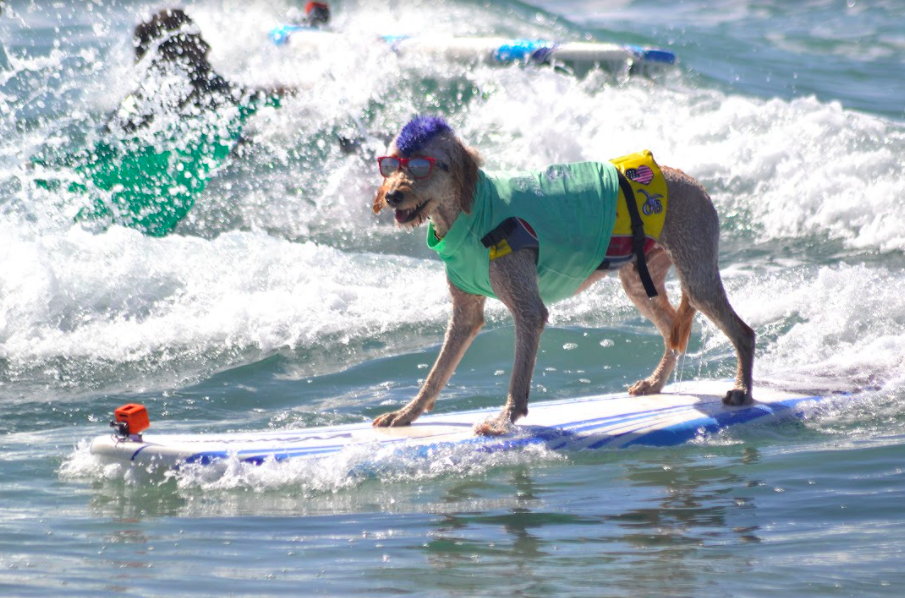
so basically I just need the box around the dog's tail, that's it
[669,292,695,353]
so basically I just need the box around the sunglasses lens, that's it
[379,158,400,177]
[408,158,432,178]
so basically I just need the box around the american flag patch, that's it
[625,165,654,185]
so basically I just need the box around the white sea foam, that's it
[2,0,904,402]
[0,222,453,392]
[456,75,905,252]
[60,434,565,497]
[739,264,905,391]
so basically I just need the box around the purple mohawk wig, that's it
[396,116,453,156]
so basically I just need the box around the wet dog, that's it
[372,116,755,435]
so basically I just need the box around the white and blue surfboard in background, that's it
[268,26,676,74]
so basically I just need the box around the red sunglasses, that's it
[377,156,448,179]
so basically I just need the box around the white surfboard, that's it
[89,380,840,469]
[268,27,676,71]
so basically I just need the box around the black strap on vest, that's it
[481,217,539,256]
[480,218,518,249]
[616,170,658,298]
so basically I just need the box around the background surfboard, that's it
[269,28,676,75]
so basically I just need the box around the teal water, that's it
[2,0,905,596]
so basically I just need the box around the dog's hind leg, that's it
[677,269,755,405]
[618,246,682,395]
[659,167,755,405]
[475,249,548,436]
[373,282,486,427]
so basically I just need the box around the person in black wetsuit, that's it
[108,7,289,135]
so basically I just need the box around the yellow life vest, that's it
[609,149,668,242]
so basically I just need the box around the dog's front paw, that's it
[473,413,515,437]
[373,409,416,427]
[628,378,664,396]
[722,389,752,406]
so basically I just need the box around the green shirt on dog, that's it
[427,162,619,304]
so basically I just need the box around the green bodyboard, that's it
[35,93,273,236]
[71,132,234,237]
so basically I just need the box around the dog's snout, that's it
[385,190,404,206]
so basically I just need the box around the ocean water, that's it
[2,0,905,596]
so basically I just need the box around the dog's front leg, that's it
[475,250,548,436]
[373,282,485,427]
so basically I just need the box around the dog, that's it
[371,116,755,435]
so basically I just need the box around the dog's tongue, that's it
[394,209,412,223]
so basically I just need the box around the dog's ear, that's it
[373,183,386,214]
[453,141,482,215]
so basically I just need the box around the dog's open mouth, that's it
[394,200,429,224]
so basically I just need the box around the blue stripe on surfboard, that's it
[626,45,677,64]
[599,395,822,448]
[623,399,798,447]
[184,443,346,465]
[180,423,480,464]
[556,402,709,435]
[130,444,153,461]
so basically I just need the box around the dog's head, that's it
[373,116,481,232]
